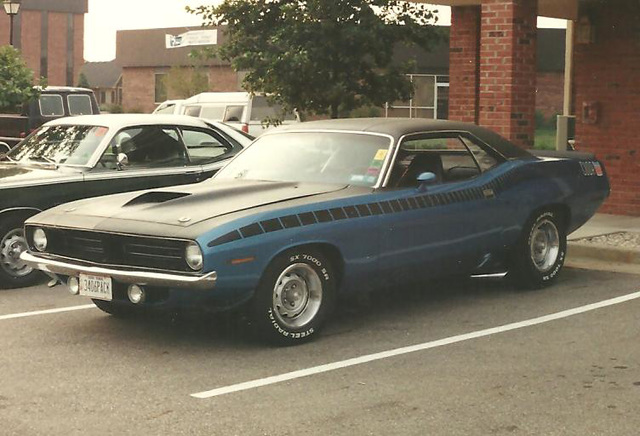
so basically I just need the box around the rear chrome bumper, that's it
[20,252,217,290]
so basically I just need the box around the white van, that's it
[152,99,185,115]
[181,92,299,136]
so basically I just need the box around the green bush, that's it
[0,46,44,112]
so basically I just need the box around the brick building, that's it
[116,27,242,113]
[428,0,640,215]
[0,0,87,86]
[81,60,123,107]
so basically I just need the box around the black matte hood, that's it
[56,179,348,227]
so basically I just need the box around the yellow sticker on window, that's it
[374,149,388,161]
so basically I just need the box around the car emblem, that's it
[64,207,77,212]
[179,216,191,223]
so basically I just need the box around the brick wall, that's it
[122,66,241,113]
[73,14,84,85]
[16,10,41,79]
[0,13,9,44]
[535,72,563,119]
[47,12,67,86]
[574,2,640,216]
[478,0,538,148]
[122,68,157,113]
[449,6,480,123]
[1,10,83,85]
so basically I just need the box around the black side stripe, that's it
[207,168,525,248]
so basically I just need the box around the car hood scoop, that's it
[123,191,191,207]
[69,180,348,226]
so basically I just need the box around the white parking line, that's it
[191,291,640,399]
[0,304,96,321]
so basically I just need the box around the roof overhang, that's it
[418,0,578,20]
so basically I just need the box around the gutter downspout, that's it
[556,20,575,151]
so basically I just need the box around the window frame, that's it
[38,94,65,117]
[67,94,93,116]
[382,131,507,188]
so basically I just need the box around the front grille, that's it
[30,227,192,273]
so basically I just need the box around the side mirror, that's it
[116,153,129,170]
[0,142,10,153]
[417,172,437,184]
[416,172,437,191]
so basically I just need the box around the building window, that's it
[155,73,168,103]
[100,91,106,104]
[385,74,449,120]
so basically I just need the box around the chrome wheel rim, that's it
[1,228,33,278]
[272,263,323,329]
[530,219,560,273]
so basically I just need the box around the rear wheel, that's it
[0,216,42,289]
[250,249,336,345]
[509,210,567,289]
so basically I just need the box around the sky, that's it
[84,0,566,62]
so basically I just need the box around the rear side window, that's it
[181,128,235,164]
[199,105,227,120]
[184,106,202,117]
[39,95,64,117]
[68,95,93,115]
[223,105,245,122]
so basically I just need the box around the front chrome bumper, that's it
[20,252,217,290]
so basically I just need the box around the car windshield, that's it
[8,125,108,166]
[215,132,392,187]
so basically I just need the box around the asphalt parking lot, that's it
[1,267,639,436]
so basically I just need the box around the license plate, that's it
[79,274,112,301]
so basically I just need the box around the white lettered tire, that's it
[509,210,567,289]
[251,249,336,345]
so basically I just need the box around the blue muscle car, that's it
[21,119,610,344]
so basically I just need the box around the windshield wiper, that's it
[28,156,58,167]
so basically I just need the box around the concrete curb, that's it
[567,242,640,265]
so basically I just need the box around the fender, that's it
[0,207,43,220]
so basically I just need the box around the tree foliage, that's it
[0,46,42,113]
[189,0,440,118]
[77,72,91,88]
[165,66,210,99]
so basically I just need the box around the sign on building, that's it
[165,30,218,49]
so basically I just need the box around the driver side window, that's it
[98,126,187,169]
[390,136,487,188]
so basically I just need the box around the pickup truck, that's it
[0,87,100,149]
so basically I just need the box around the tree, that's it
[0,46,42,113]
[77,72,91,88]
[165,66,210,99]
[189,0,441,118]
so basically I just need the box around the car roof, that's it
[37,86,94,93]
[44,114,216,130]
[184,92,254,104]
[271,118,533,159]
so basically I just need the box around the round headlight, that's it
[185,242,203,271]
[33,228,48,251]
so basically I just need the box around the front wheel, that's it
[509,210,567,289]
[0,216,42,289]
[250,249,336,345]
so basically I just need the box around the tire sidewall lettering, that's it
[267,308,315,339]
